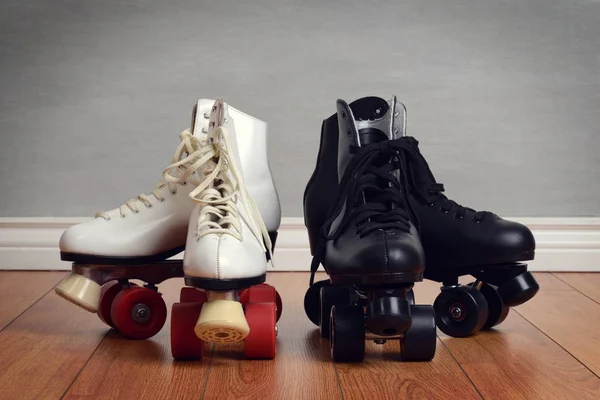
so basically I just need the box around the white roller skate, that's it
[55,99,281,343]
[170,99,281,360]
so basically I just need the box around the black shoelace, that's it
[399,136,490,221]
[309,140,416,285]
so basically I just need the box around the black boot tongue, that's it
[350,96,390,121]
[349,97,394,145]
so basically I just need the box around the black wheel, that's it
[406,289,415,305]
[433,286,489,338]
[330,305,365,362]
[320,285,353,338]
[497,271,539,307]
[400,305,436,361]
[472,282,510,330]
[304,280,330,326]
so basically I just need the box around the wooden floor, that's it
[1,272,600,399]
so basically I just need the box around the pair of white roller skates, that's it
[55,99,282,360]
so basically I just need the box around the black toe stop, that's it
[498,271,540,307]
[366,296,412,336]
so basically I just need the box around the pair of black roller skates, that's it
[303,96,539,363]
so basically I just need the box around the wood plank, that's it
[62,278,210,400]
[0,285,107,400]
[335,338,482,400]
[0,271,66,330]
[516,277,600,378]
[413,279,600,400]
[531,272,571,291]
[332,277,481,400]
[553,273,600,302]
[201,272,343,400]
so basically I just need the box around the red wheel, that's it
[110,286,167,340]
[245,284,283,322]
[244,302,276,359]
[239,288,250,307]
[171,302,204,360]
[247,284,276,303]
[180,287,208,303]
[97,281,122,329]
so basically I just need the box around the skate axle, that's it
[205,290,238,302]
[366,331,404,341]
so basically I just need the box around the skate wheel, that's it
[240,284,283,321]
[247,284,283,322]
[319,285,353,339]
[473,282,510,330]
[329,305,365,362]
[434,286,489,338]
[180,287,208,303]
[110,286,167,340]
[171,302,204,360]
[194,300,249,343]
[400,305,436,361]
[304,280,330,326]
[406,289,415,305]
[498,272,540,307]
[97,281,123,329]
[244,302,277,359]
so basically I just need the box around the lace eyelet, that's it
[441,208,450,214]
[171,190,177,195]
[473,218,482,224]
[133,210,140,214]
[182,181,188,186]
[119,214,126,219]
[147,204,153,209]
[455,214,464,220]
[158,198,166,203]
[428,203,435,208]
[201,127,208,133]
[203,112,209,119]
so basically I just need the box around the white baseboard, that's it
[0,217,599,272]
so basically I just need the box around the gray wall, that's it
[1,0,599,218]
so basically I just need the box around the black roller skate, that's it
[303,96,437,363]
[391,102,539,338]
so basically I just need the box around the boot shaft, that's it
[304,96,409,254]
[192,99,281,232]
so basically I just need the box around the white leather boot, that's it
[56,99,281,315]
[182,100,276,345]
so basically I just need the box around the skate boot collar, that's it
[335,96,407,181]
[337,95,407,146]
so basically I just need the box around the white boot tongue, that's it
[191,98,217,137]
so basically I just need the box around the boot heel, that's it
[194,299,249,343]
[55,272,101,313]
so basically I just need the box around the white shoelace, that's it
[96,127,208,220]
[189,126,273,259]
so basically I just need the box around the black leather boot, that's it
[303,96,436,363]
[396,134,539,337]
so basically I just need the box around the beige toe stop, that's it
[55,273,101,313]
[194,299,250,344]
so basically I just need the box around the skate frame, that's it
[70,260,184,288]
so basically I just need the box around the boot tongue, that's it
[190,99,216,137]
[349,96,406,145]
